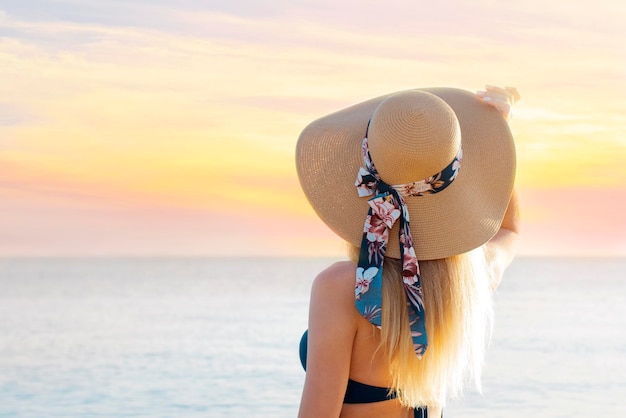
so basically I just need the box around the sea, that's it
[0,257,624,417]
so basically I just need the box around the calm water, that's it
[0,257,624,417]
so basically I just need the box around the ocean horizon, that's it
[0,256,624,417]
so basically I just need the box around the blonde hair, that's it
[348,245,493,409]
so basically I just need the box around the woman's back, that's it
[303,261,428,418]
[300,261,443,418]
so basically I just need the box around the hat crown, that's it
[367,90,461,185]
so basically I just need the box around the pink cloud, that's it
[0,181,342,257]
[516,187,626,256]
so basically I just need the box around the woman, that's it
[295,86,520,418]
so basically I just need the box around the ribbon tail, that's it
[398,213,428,357]
[355,207,386,328]
[404,281,425,312]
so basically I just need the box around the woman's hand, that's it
[476,85,520,121]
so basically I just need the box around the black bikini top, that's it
[299,330,396,403]
[299,330,431,417]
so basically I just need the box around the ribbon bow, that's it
[354,130,462,358]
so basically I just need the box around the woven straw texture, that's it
[296,88,516,260]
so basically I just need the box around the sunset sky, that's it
[1,0,625,257]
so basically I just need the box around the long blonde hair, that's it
[348,245,494,408]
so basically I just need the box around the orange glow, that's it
[1,3,625,256]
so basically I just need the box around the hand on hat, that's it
[476,85,520,121]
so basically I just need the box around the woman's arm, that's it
[298,261,358,418]
[484,189,521,290]
[477,85,521,290]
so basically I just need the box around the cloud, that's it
[1,1,626,255]
[0,102,39,126]
[517,187,626,256]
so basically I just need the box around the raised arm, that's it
[484,189,521,290]
[476,85,521,290]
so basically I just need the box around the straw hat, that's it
[296,87,516,260]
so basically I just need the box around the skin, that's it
[297,191,521,418]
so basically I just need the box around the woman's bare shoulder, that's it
[311,260,357,302]
[317,260,357,277]
[313,261,356,286]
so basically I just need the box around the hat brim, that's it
[296,87,516,260]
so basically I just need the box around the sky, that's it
[1,0,625,257]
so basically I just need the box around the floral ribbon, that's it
[354,126,462,358]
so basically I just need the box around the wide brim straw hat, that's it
[296,87,516,260]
